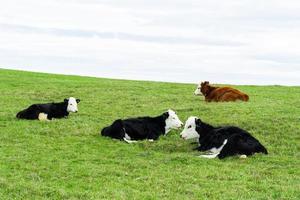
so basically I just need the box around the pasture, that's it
[0,69,299,199]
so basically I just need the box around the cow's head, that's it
[65,97,80,113]
[180,116,201,140]
[194,83,202,95]
[164,109,183,134]
[194,81,209,95]
[194,81,210,96]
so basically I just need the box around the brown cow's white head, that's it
[194,81,210,96]
[194,83,202,95]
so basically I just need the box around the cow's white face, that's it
[180,116,200,140]
[165,109,183,133]
[194,83,202,95]
[66,97,80,113]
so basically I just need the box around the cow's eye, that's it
[188,125,192,129]
[173,117,176,119]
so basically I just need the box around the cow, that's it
[16,97,80,120]
[194,81,249,102]
[101,109,183,143]
[180,116,268,159]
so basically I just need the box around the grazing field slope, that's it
[0,69,299,200]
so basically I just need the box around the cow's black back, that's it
[196,122,268,159]
[16,102,68,120]
[101,114,167,141]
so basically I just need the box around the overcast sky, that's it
[1,0,300,85]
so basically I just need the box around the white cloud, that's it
[0,0,300,85]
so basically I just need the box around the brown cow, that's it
[194,81,249,102]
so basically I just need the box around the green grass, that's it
[0,69,299,200]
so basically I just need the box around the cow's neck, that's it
[196,122,214,139]
[165,127,171,134]
[204,86,217,97]
[53,102,69,116]
[153,115,168,135]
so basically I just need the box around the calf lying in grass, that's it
[16,97,80,120]
[194,81,249,102]
[180,117,268,159]
[101,109,183,143]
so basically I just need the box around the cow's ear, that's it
[76,99,80,103]
[163,112,169,119]
[195,118,201,125]
[64,98,68,103]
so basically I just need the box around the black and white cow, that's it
[16,97,80,120]
[180,117,268,159]
[101,109,183,143]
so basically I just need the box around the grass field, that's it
[0,69,299,200]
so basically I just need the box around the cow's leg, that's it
[148,132,159,141]
[123,137,138,144]
[193,146,203,151]
[38,113,50,121]
[199,154,219,159]
[239,155,247,159]
[147,135,159,141]
[194,143,210,152]
[199,139,228,159]
[123,133,137,144]
[217,137,241,159]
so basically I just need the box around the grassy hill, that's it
[0,69,299,200]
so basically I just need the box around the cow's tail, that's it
[101,119,124,138]
[243,94,249,101]
[237,93,249,102]
[16,109,27,119]
[257,143,268,154]
[101,126,108,136]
